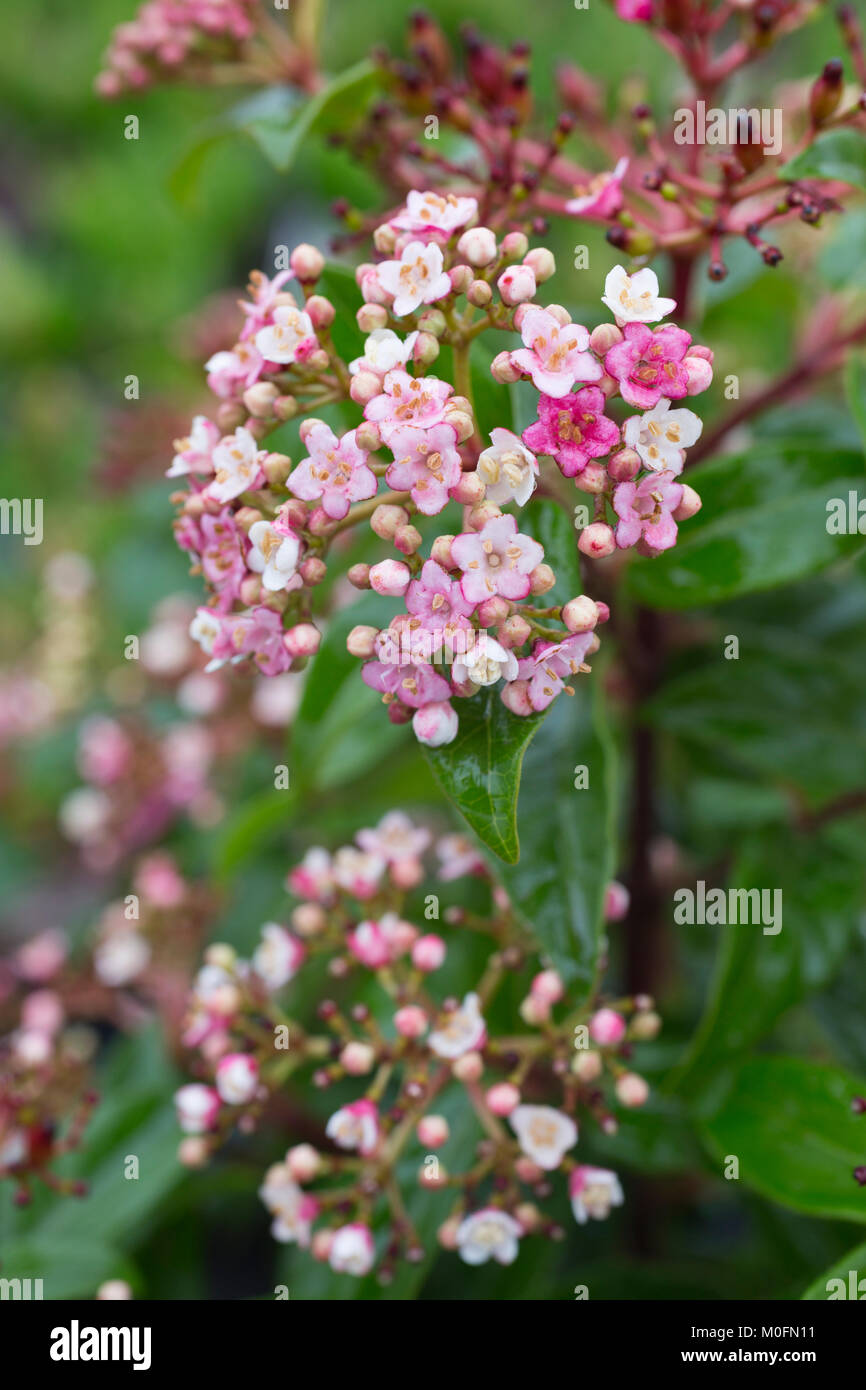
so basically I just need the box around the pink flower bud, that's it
[390,858,424,890]
[394,1005,428,1038]
[630,1010,662,1041]
[417,1114,449,1147]
[578,522,616,558]
[531,969,565,1005]
[490,351,523,384]
[356,302,389,333]
[305,294,335,329]
[347,563,371,590]
[501,678,534,716]
[299,556,327,586]
[311,1229,334,1262]
[430,534,455,568]
[450,472,486,506]
[412,701,458,747]
[498,614,532,648]
[515,1156,544,1183]
[283,623,321,658]
[673,484,702,521]
[476,595,511,627]
[589,1008,627,1046]
[615,1072,650,1108]
[369,559,411,597]
[572,1050,602,1082]
[529,563,556,595]
[286,1143,321,1182]
[178,1137,210,1168]
[468,280,493,308]
[452,1051,483,1083]
[523,247,556,281]
[604,880,630,920]
[498,263,537,306]
[457,226,498,266]
[290,243,324,282]
[608,447,641,483]
[487,1082,521,1116]
[350,370,382,406]
[501,231,529,260]
[684,354,713,395]
[216,1053,259,1105]
[413,331,440,366]
[438,1217,461,1249]
[394,523,423,555]
[574,463,609,495]
[520,994,550,1025]
[243,381,279,417]
[341,1041,376,1074]
[589,323,623,355]
[562,595,599,633]
[292,903,327,937]
[412,934,446,972]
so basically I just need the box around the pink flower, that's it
[167,415,219,477]
[589,1008,627,1045]
[215,606,291,676]
[613,470,684,551]
[287,847,334,902]
[200,509,246,607]
[516,632,596,711]
[615,0,654,20]
[510,307,602,398]
[288,423,377,521]
[205,343,263,398]
[436,834,485,880]
[385,422,462,514]
[216,1053,259,1105]
[569,1166,624,1223]
[326,1099,380,1155]
[376,241,452,315]
[78,716,132,785]
[252,924,306,991]
[390,190,478,238]
[329,1223,375,1276]
[522,388,620,477]
[412,700,458,747]
[347,919,393,968]
[365,370,453,438]
[406,559,476,635]
[452,514,544,606]
[238,269,293,338]
[175,1083,220,1134]
[254,304,317,365]
[565,157,629,219]
[605,323,693,409]
[332,845,386,899]
[361,659,452,709]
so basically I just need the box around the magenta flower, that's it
[199,508,245,610]
[452,514,544,607]
[361,660,452,709]
[604,323,692,410]
[522,388,620,477]
[613,471,684,551]
[510,308,602,398]
[214,606,291,676]
[365,370,453,439]
[565,158,629,220]
[405,560,476,655]
[516,632,596,711]
[288,423,377,521]
[385,422,463,514]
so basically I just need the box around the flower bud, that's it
[341,1041,376,1075]
[350,370,381,406]
[684,354,713,395]
[498,614,532,648]
[417,308,447,336]
[490,350,523,384]
[450,471,485,506]
[217,402,246,431]
[240,575,263,605]
[357,302,389,333]
[476,595,511,627]
[394,523,423,555]
[354,420,381,452]
[430,534,455,568]
[286,1143,321,1182]
[292,903,327,937]
[604,880,630,920]
[589,322,623,355]
[562,595,599,633]
[274,394,298,422]
[467,279,493,308]
[178,1137,210,1168]
[394,1005,428,1038]
[498,263,537,305]
[589,1008,627,1046]
[457,226,498,266]
[299,556,327,586]
[615,1072,649,1108]
[467,500,503,530]
[673,484,702,521]
[452,1051,483,1082]
[608,447,641,482]
[574,463,609,494]
[283,623,321,658]
[263,452,292,486]
[305,294,335,329]
[528,563,556,595]
[371,503,410,539]
[500,230,529,261]
[373,223,398,254]
[413,701,458,747]
[412,934,446,972]
[216,1053,259,1105]
[501,678,534,715]
[413,331,440,365]
[417,1115,449,1147]
[523,247,556,281]
[630,1010,662,1041]
[572,1050,602,1082]
[243,381,279,417]
[347,563,371,589]
[520,993,550,1025]
[449,264,473,294]
[578,522,616,558]
[531,969,565,1005]
[369,558,411,597]
[290,243,325,282]
[444,408,475,443]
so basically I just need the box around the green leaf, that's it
[802,1244,866,1300]
[672,826,865,1094]
[0,1237,128,1300]
[249,61,379,173]
[781,129,866,188]
[424,686,548,864]
[168,86,305,207]
[645,637,866,808]
[497,680,616,990]
[290,592,407,794]
[844,351,866,456]
[627,442,866,609]
[702,1056,866,1223]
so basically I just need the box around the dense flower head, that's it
[166,209,709,745]
[174,817,657,1280]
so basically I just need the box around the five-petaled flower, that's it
[613,470,684,551]
[522,388,620,477]
[510,307,601,398]
[289,423,377,520]
[452,514,544,606]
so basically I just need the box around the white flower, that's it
[623,399,702,474]
[476,428,539,507]
[350,328,419,377]
[332,846,386,899]
[259,1162,314,1246]
[167,415,219,478]
[189,607,221,656]
[94,932,151,987]
[325,1100,379,1155]
[174,1083,220,1134]
[215,1053,259,1105]
[376,241,452,317]
[355,811,431,863]
[452,635,519,688]
[208,427,265,503]
[601,265,677,324]
[391,190,478,236]
[569,1166,624,1224]
[252,923,305,991]
[456,1209,522,1266]
[255,305,315,364]
[58,787,110,844]
[247,520,302,592]
[428,992,486,1059]
[329,1223,375,1276]
[510,1104,577,1170]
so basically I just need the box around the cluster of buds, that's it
[170,192,710,745]
[0,933,99,1206]
[94,0,277,97]
[174,814,656,1278]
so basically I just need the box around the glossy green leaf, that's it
[672,826,865,1094]
[497,680,616,990]
[781,129,866,188]
[702,1056,866,1222]
[627,442,865,608]
[802,1244,866,1300]
[169,86,305,207]
[248,61,379,173]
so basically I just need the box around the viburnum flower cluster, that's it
[173,815,654,1278]
[170,192,710,747]
[95,1,272,97]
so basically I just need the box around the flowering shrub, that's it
[171,213,710,750]
[174,817,652,1276]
